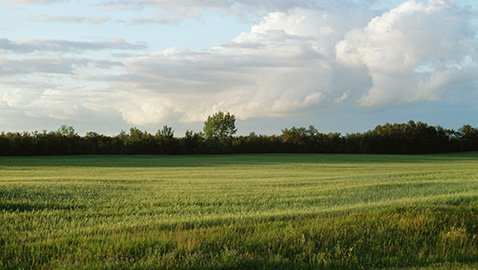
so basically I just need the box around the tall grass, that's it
[1,153,477,269]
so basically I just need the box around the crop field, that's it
[1,153,478,269]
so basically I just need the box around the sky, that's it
[1,0,477,136]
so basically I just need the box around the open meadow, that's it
[1,153,478,269]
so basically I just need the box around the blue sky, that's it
[1,0,477,136]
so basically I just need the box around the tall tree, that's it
[203,111,237,140]
[458,124,478,151]
[57,125,76,137]
[156,125,174,139]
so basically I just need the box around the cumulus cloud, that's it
[102,0,477,126]
[1,89,24,107]
[336,0,478,107]
[25,89,80,120]
[91,6,375,124]
[1,0,477,129]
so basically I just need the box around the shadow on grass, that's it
[0,152,476,168]
[0,202,84,212]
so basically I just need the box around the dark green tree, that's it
[57,125,76,137]
[180,130,205,154]
[156,125,174,139]
[155,125,177,154]
[203,111,237,140]
[458,124,478,151]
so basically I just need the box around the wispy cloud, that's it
[1,0,477,133]
[3,0,64,5]
[0,56,122,76]
[0,38,147,53]
[31,15,111,25]
[101,0,334,23]
[0,57,84,75]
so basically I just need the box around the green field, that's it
[1,153,478,269]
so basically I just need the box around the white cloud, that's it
[25,89,79,120]
[112,92,184,125]
[3,0,64,5]
[105,0,317,11]
[336,0,478,107]
[334,90,350,104]
[103,0,366,24]
[1,89,23,107]
[88,7,375,125]
[0,56,82,75]
[1,0,477,131]
[0,56,123,77]
[0,38,147,54]
[32,15,111,25]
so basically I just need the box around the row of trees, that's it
[1,112,477,156]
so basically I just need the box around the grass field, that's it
[1,153,478,269]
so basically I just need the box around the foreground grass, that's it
[1,153,477,269]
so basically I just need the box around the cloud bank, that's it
[1,0,477,131]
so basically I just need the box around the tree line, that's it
[1,112,477,156]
